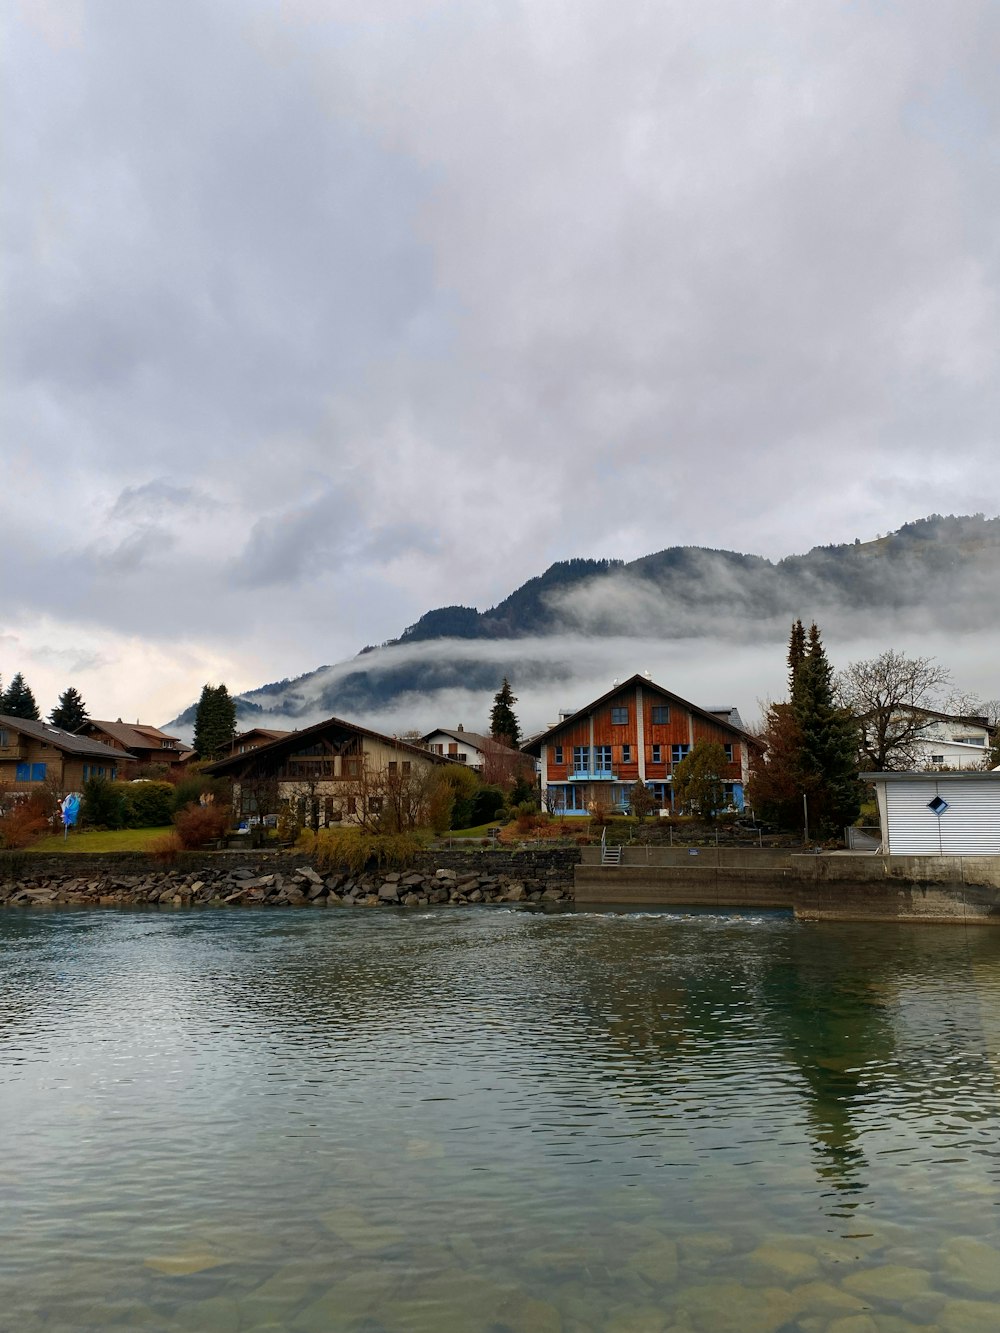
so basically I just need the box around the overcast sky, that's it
[3,0,999,726]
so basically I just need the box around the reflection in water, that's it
[2,906,1000,1332]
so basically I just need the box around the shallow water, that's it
[2,905,999,1332]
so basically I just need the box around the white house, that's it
[863,770,1000,855]
[420,726,523,776]
[907,710,993,770]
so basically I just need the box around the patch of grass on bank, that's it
[444,822,506,839]
[26,827,175,854]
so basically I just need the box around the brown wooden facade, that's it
[522,675,757,815]
[0,715,122,794]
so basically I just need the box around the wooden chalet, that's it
[204,715,449,827]
[0,715,123,792]
[78,719,186,773]
[521,674,759,815]
[229,727,292,755]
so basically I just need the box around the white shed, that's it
[862,771,1000,855]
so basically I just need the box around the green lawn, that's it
[26,827,174,854]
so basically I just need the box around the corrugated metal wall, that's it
[886,780,1000,855]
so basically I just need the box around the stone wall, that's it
[0,847,578,910]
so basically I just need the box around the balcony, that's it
[568,769,617,781]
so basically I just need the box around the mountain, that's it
[168,514,1000,734]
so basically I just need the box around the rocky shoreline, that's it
[1,861,573,910]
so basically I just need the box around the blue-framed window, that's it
[15,762,47,782]
[646,782,671,807]
[594,745,612,773]
[572,746,589,772]
[672,743,690,764]
[651,744,662,763]
[651,705,670,724]
[621,744,632,763]
[547,784,587,813]
[611,707,628,725]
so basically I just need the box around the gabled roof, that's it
[232,727,292,745]
[520,674,760,755]
[0,714,124,761]
[86,719,183,751]
[420,728,521,755]
[204,714,451,775]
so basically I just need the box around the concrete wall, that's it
[580,846,794,869]
[575,852,1000,923]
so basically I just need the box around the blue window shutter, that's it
[16,762,29,781]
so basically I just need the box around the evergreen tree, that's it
[791,623,862,835]
[787,618,806,693]
[489,677,522,748]
[193,683,237,761]
[50,686,89,732]
[2,672,40,720]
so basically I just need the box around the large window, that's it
[651,705,670,724]
[15,762,47,782]
[611,707,628,725]
[671,743,690,765]
[572,746,589,772]
[594,745,612,773]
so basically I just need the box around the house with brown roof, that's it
[229,727,292,755]
[78,719,186,773]
[521,674,760,815]
[0,715,123,792]
[204,715,449,829]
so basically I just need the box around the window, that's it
[724,744,734,762]
[367,796,383,814]
[611,707,628,725]
[388,761,398,774]
[671,743,690,764]
[0,728,9,747]
[651,744,662,764]
[16,762,47,782]
[930,754,945,765]
[651,705,670,724]
[594,745,612,773]
[573,745,589,772]
[553,746,564,764]
[621,744,632,763]
[402,761,411,775]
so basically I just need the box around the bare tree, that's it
[835,651,950,770]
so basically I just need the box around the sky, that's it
[3,0,999,729]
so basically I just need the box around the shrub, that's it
[308,829,425,874]
[469,786,506,826]
[122,781,175,828]
[149,831,183,863]
[82,777,127,830]
[0,790,53,849]
[173,802,231,849]
[171,775,230,815]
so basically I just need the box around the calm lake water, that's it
[2,905,999,1333]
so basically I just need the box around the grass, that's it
[25,827,175,854]
[443,821,507,839]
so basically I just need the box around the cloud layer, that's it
[4,0,999,722]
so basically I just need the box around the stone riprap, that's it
[1,852,575,910]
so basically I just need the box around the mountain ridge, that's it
[167,513,1000,731]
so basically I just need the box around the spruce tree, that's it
[489,678,521,748]
[193,683,237,760]
[791,623,862,835]
[2,672,40,720]
[50,686,89,732]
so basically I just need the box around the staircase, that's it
[600,830,623,865]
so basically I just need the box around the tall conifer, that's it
[489,678,522,748]
[193,684,237,760]
[50,687,89,731]
[2,672,40,720]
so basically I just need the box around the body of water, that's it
[2,905,999,1332]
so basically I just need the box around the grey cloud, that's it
[5,0,1000,718]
